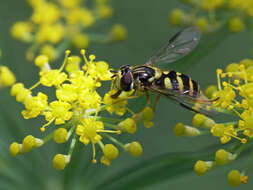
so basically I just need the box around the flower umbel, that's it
[10,0,127,61]
[174,58,253,186]
[10,50,151,169]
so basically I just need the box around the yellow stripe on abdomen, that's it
[164,77,172,89]
[176,76,184,92]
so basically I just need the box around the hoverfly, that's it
[110,26,216,115]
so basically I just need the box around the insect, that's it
[110,26,216,115]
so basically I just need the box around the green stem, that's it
[103,134,126,150]
[42,132,54,143]
[68,134,77,157]
[103,122,119,130]
[98,140,105,150]
[96,116,122,123]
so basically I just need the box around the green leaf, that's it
[92,145,220,190]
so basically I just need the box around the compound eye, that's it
[120,72,132,91]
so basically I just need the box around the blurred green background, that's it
[0,0,252,190]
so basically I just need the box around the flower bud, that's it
[9,142,21,157]
[53,154,70,170]
[125,141,143,158]
[54,128,69,143]
[215,149,234,165]
[103,144,119,160]
[194,160,214,176]
[174,123,201,137]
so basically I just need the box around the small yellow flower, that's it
[34,55,49,67]
[65,56,81,73]
[174,123,201,137]
[70,71,100,90]
[78,89,102,109]
[195,17,209,34]
[100,155,111,166]
[36,24,64,44]
[22,135,43,152]
[72,34,90,49]
[0,66,16,88]
[45,101,73,125]
[205,85,217,99]
[54,128,69,143]
[215,149,234,165]
[228,17,244,33]
[11,83,24,96]
[86,61,112,81]
[40,70,67,87]
[40,45,57,60]
[169,9,184,26]
[15,88,32,103]
[67,8,94,27]
[104,89,127,116]
[97,5,113,19]
[103,144,119,160]
[212,87,236,109]
[227,170,243,186]
[9,142,21,157]
[56,84,78,102]
[53,154,70,170]
[11,21,32,42]
[76,118,103,145]
[22,92,48,119]
[125,141,143,158]
[194,160,214,176]
[31,2,61,24]
[211,124,236,144]
[110,24,127,42]
[118,118,137,134]
[192,114,215,128]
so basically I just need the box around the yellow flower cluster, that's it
[11,0,127,61]
[169,0,252,34]
[173,58,253,186]
[9,50,152,170]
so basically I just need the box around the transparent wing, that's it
[146,26,202,65]
[146,85,218,116]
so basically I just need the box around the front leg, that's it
[145,91,151,106]
[111,90,122,99]
[153,94,161,112]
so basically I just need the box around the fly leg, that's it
[145,91,151,106]
[153,94,161,112]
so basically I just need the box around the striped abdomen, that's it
[154,70,200,97]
